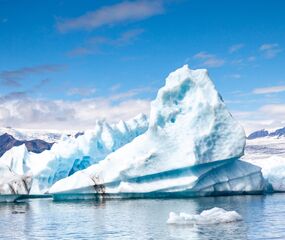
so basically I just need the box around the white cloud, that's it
[0,96,150,130]
[67,87,97,97]
[109,84,121,92]
[68,29,145,57]
[88,29,144,47]
[229,44,244,53]
[0,86,153,130]
[230,74,241,79]
[0,64,66,87]
[231,58,244,66]
[193,52,225,68]
[252,85,285,94]
[67,47,95,57]
[232,104,285,134]
[57,1,164,33]
[109,87,153,101]
[259,104,285,115]
[247,56,256,62]
[259,43,282,59]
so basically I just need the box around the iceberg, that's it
[167,207,242,225]
[50,65,265,197]
[0,114,148,193]
[243,137,285,192]
[0,164,32,195]
[254,156,285,192]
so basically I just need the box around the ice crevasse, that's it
[50,65,265,196]
[0,114,148,194]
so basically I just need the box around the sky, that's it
[0,0,285,134]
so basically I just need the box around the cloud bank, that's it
[253,85,285,94]
[57,1,164,33]
[0,90,150,130]
[233,104,285,134]
[0,64,65,87]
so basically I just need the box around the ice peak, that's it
[150,66,219,129]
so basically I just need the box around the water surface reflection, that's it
[0,194,283,239]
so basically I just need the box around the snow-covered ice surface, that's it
[243,137,285,191]
[0,164,32,195]
[0,127,69,143]
[0,114,148,193]
[50,65,264,196]
[167,207,242,225]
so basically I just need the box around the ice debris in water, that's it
[167,207,242,225]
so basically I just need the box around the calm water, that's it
[0,194,285,239]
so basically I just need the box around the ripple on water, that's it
[0,194,284,239]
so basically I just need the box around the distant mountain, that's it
[0,133,53,157]
[247,129,269,140]
[270,127,285,137]
[247,127,285,140]
[0,127,72,143]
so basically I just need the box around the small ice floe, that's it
[167,207,242,225]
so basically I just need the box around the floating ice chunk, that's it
[167,207,242,225]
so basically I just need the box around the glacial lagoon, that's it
[1,194,285,240]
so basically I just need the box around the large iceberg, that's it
[50,65,265,197]
[0,114,148,193]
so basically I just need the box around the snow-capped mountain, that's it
[247,127,285,139]
[0,127,73,157]
[0,127,94,158]
[0,133,53,157]
[0,127,70,143]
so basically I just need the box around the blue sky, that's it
[0,0,284,133]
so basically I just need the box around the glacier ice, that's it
[167,207,242,225]
[243,137,285,191]
[0,164,32,195]
[49,65,265,196]
[0,114,148,193]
